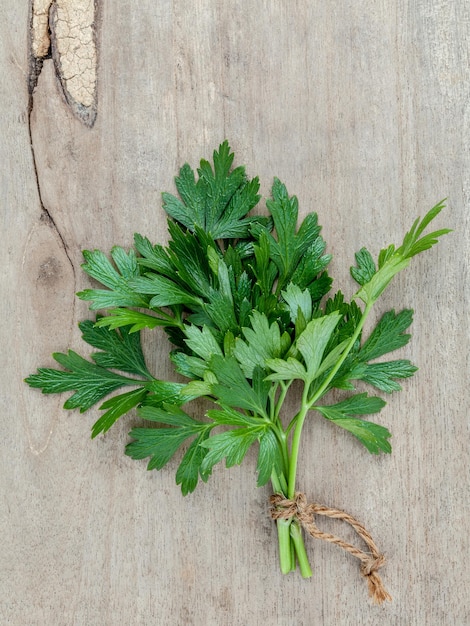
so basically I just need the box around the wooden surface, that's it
[2,2,469,624]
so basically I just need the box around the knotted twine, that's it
[270,492,391,604]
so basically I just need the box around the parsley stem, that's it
[277,519,294,573]
[287,389,310,500]
[271,471,294,573]
[308,301,373,406]
[274,380,291,420]
[290,520,313,578]
[287,301,374,501]
[271,423,289,476]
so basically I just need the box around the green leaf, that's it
[129,274,203,308]
[266,179,330,293]
[359,309,413,361]
[126,427,195,470]
[326,417,391,454]
[142,380,194,407]
[251,230,278,294]
[353,202,450,304]
[209,355,268,417]
[170,351,208,379]
[180,380,213,399]
[200,426,264,473]
[198,140,246,232]
[25,318,153,419]
[282,283,312,325]
[266,178,299,282]
[352,359,418,393]
[207,246,229,288]
[167,222,213,297]
[233,311,281,377]
[126,405,213,485]
[314,393,390,454]
[162,141,264,240]
[306,271,333,303]
[163,163,205,231]
[137,404,196,426]
[290,238,332,296]
[25,350,138,412]
[202,287,238,333]
[256,428,281,487]
[313,339,351,379]
[397,200,451,258]
[223,330,236,356]
[92,387,148,438]
[264,357,307,382]
[184,324,223,361]
[95,309,175,333]
[315,393,386,418]
[350,248,376,286]
[134,233,175,275]
[79,319,153,379]
[207,406,262,427]
[110,246,140,279]
[78,249,147,310]
[209,177,261,239]
[354,255,410,305]
[296,312,342,381]
[176,430,212,495]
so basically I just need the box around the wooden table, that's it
[2,2,468,624]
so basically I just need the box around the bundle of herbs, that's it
[26,142,449,600]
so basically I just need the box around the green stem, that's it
[308,300,373,406]
[290,520,312,578]
[271,472,293,574]
[274,380,291,419]
[287,387,310,499]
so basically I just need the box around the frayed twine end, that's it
[270,492,392,605]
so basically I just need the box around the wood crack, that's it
[27,88,76,277]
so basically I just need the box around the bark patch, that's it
[30,0,98,126]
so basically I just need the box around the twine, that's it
[270,492,391,604]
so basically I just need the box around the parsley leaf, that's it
[265,178,332,295]
[359,309,413,361]
[208,355,269,417]
[162,141,265,239]
[233,311,282,377]
[314,394,390,454]
[126,405,214,495]
[353,360,418,393]
[25,349,140,412]
[77,248,148,309]
[296,312,342,382]
[200,425,265,475]
[79,319,154,379]
[351,201,451,305]
[92,388,148,438]
[25,318,154,432]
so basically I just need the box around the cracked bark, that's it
[29,0,98,126]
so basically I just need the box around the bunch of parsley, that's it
[26,142,449,577]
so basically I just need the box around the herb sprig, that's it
[26,142,450,579]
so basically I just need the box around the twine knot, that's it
[270,492,391,605]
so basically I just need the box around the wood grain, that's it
[2,1,469,624]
